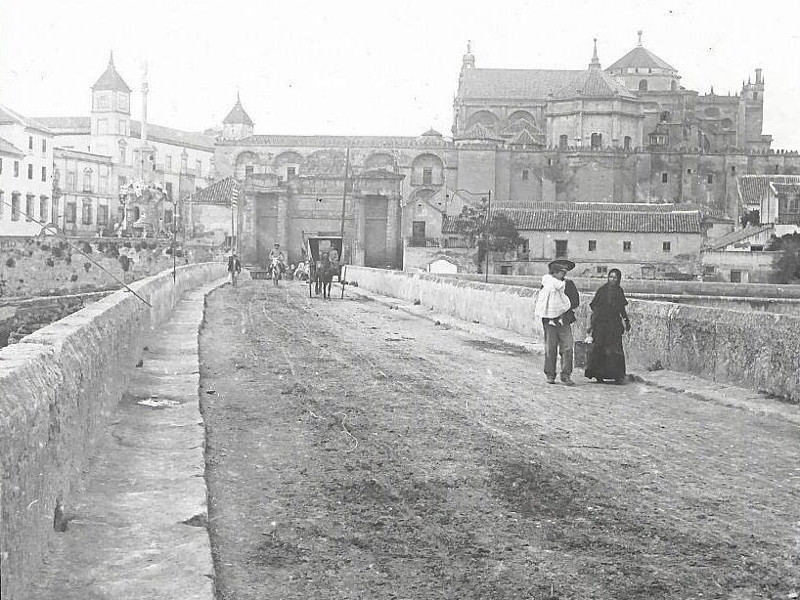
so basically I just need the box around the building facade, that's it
[33,54,215,236]
[52,148,116,235]
[0,105,55,236]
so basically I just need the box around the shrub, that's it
[45,257,55,267]
[64,255,72,265]
[82,242,93,254]
[51,246,63,258]
[134,243,142,252]
[5,257,15,268]
[70,274,78,282]
[119,255,130,272]
[84,261,91,272]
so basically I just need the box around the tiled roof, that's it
[223,96,254,126]
[459,68,636,100]
[492,201,681,212]
[188,176,241,205]
[129,121,215,151]
[0,104,51,133]
[92,56,132,92]
[705,224,774,251]
[509,129,544,146]
[606,46,676,72]
[462,122,498,141]
[738,175,800,205]
[443,208,702,234]
[421,128,443,137]
[34,116,91,133]
[0,136,25,156]
[32,116,214,151]
[229,134,453,148]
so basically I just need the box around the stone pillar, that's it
[243,191,258,265]
[276,190,289,249]
[385,193,402,267]
[352,193,366,266]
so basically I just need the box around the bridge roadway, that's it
[200,280,798,599]
[26,277,800,599]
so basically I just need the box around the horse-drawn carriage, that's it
[304,233,345,299]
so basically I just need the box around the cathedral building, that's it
[211,33,800,270]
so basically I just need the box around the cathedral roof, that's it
[459,68,635,100]
[92,53,132,92]
[223,95,254,126]
[606,45,676,72]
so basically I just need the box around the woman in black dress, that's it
[585,269,631,384]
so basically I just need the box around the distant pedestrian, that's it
[585,268,631,385]
[535,259,580,385]
[227,252,242,286]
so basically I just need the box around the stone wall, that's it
[0,236,228,299]
[0,291,111,348]
[348,267,800,403]
[0,262,226,600]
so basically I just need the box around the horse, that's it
[315,259,335,299]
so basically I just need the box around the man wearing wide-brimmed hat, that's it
[535,259,580,385]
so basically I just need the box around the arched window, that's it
[624,136,632,151]
[638,79,648,92]
[590,133,603,149]
[671,80,678,92]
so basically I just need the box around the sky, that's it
[2,0,799,147]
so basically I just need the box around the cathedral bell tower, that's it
[740,68,769,151]
[222,93,254,141]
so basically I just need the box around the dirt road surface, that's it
[199,280,800,600]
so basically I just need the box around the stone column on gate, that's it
[276,187,291,249]
[352,192,366,266]
[385,193,400,267]
[243,191,258,265]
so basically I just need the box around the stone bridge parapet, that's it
[0,262,226,600]
[349,267,800,404]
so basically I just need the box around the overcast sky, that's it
[2,0,799,147]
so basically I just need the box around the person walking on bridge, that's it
[585,268,631,385]
[535,260,580,385]
[227,252,242,286]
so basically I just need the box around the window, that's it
[118,120,126,135]
[753,92,759,101]
[97,119,108,134]
[39,196,48,222]
[41,139,47,153]
[27,164,33,179]
[422,167,433,185]
[99,174,108,194]
[83,172,92,192]
[11,193,20,221]
[559,134,568,149]
[196,159,203,177]
[703,266,716,275]
[97,204,109,226]
[661,172,668,183]
[165,182,173,199]
[590,133,603,149]
[522,169,529,181]
[67,172,76,191]
[41,166,47,182]
[624,136,631,151]
[95,93,109,109]
[663,241,672,252]
[244,165,254,177]
[28,136,33,150]
[14,161,19,177]
[623,241,632,252]
[588,240,597,251]
[555,240,568,258]
[638,79,648,92]
[500,265,512,275]
[181,154,188,172]
[731,166,736,174]
[596,266,608,275]
[26,194,34,221]
[707,173,714,184]
[687,168,693,174]
[164,209,173,228]
[119,146,126,164]
[82,200,93,225]
[165,155,172,172]
[287,166,296,178]
[118,175,127,189]
[66,202,77,223]
[547,158,553,166]
[118,92,129,111]
[730,270,742,283]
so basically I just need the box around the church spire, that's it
[637,30,643,46]
[462,40,475,70]
[589,38,601,70]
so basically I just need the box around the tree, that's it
[451,201,523,270]
[767,232,800,283]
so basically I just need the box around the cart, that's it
[304,233,346,298]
